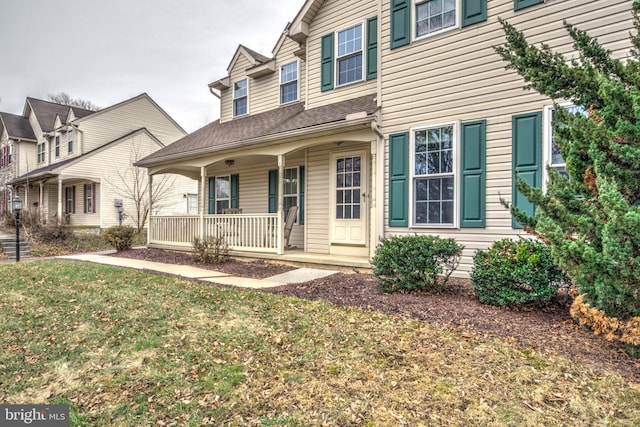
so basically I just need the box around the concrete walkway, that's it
[56,253,337,289]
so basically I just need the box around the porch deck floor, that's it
[229,248,371,271]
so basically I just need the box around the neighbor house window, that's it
[415,0,457,38]
[37,142,46,164]
[215,176,230,213]
[68,129,74,153]
[55,135,60,158]
[337,23,363,85]
[8,144,12,164]
[65,186,76,214]
[84,183,96,213]
[233,79,248,117]
[412,123,456,226]
[280,61,299,104]
[283,167,298,222]
[187,193,198,214]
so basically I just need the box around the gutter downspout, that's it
[209,87,221,100]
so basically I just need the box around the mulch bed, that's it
[113,248,640,382]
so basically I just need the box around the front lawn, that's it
[1,260,639,426]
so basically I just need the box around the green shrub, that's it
[192,235,229,264]
[371,235,463,293]
[101,226,136,252]
[471,238,568,307]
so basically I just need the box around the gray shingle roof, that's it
[0,112,36,140]
[240,44,271,64]
[138,94,377,166]
[26,97,95,132]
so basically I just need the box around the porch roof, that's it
[136,93,378,167]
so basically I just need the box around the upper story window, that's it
[68,129,74,153]
[280,61,299,104]
[55,135,60,158]
[412,123,456,226]
[233,79,248,117]
[415,0,457,38]
[337,23,363,86]
[37,141,46,164]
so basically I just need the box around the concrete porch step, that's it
[0,236,32,259]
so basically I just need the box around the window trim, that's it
[335,21,365,87]
[54,135,60,158]
[84,183,96,214]
[412,0,462,42]
[280,60,299,105]
[187,193,198,214]
[215,175,231,213]
[64,185,76,214]
[283,166,300,223]
[409,121,459,228]
[67,129,74,153]
[232,78,249,117]
[37,141,46,164]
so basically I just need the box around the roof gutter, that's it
[136,114,376,167]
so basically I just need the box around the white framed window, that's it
[233,79,248,117]
[414,0,459,40]
[411,122,457,227]
[543,104,587,189]
[68,129,74,153]
[84,183,96,214]
[215,175,230,213]
[283,167,299,222]
[280,61,299,104]
[37,142,46,164]
[187,193,198,214]
[336,23,363,86]
[65,186,75,214]
[55,135,60,158]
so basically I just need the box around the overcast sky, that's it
[0,0,305,132]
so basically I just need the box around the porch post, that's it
[277,154,285,255]
[148,171,153,243]
[39,182,44,225]
[200,167,206,239]
[57,179,63,225]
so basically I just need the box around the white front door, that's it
[330,151,368,252]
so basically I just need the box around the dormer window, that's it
[37,141,46,164]
[233,79,248,117]
[280,61,299,104]
[55,135,60,158]
[337,23,363,86]
[68,129,74,153]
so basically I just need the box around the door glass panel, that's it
[335,156,362,220]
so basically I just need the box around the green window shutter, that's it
[462,0,487,27]
[389,132,409,227]
[321,33,334,92]
[366,17,378,80]
[208,177,215,214]
[390,0,410,49]
[298,166,305,225]
[461,120,486,228]
[512,112,542,229]
[514,0,543,11]
[268,170,278,213]
[230,174,239,209]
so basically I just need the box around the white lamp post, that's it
[12,195,22,262]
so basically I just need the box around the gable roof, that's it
[137,93,378,167]
[25,97,95,133]
[0,112,36,141]
[289,0,324,43]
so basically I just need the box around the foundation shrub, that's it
[471,238,568,307]
[371,235,463,293]
[102,226,135,252]
[192,235,229,264]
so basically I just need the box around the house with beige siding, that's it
[138,0,636,273]
[1,93,198,230]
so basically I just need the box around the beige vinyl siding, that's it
[306,145,331,253]
[305,0,378,109]
[76,96,185,155]
[379,0,635,274]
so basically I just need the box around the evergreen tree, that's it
[495,2,640,320]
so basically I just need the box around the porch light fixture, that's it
[12,195,22,262]
[225,159,235,166]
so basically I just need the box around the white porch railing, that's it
[149,214,279,253]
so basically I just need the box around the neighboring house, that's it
[137,0,636,273]
[0,93,198,229]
